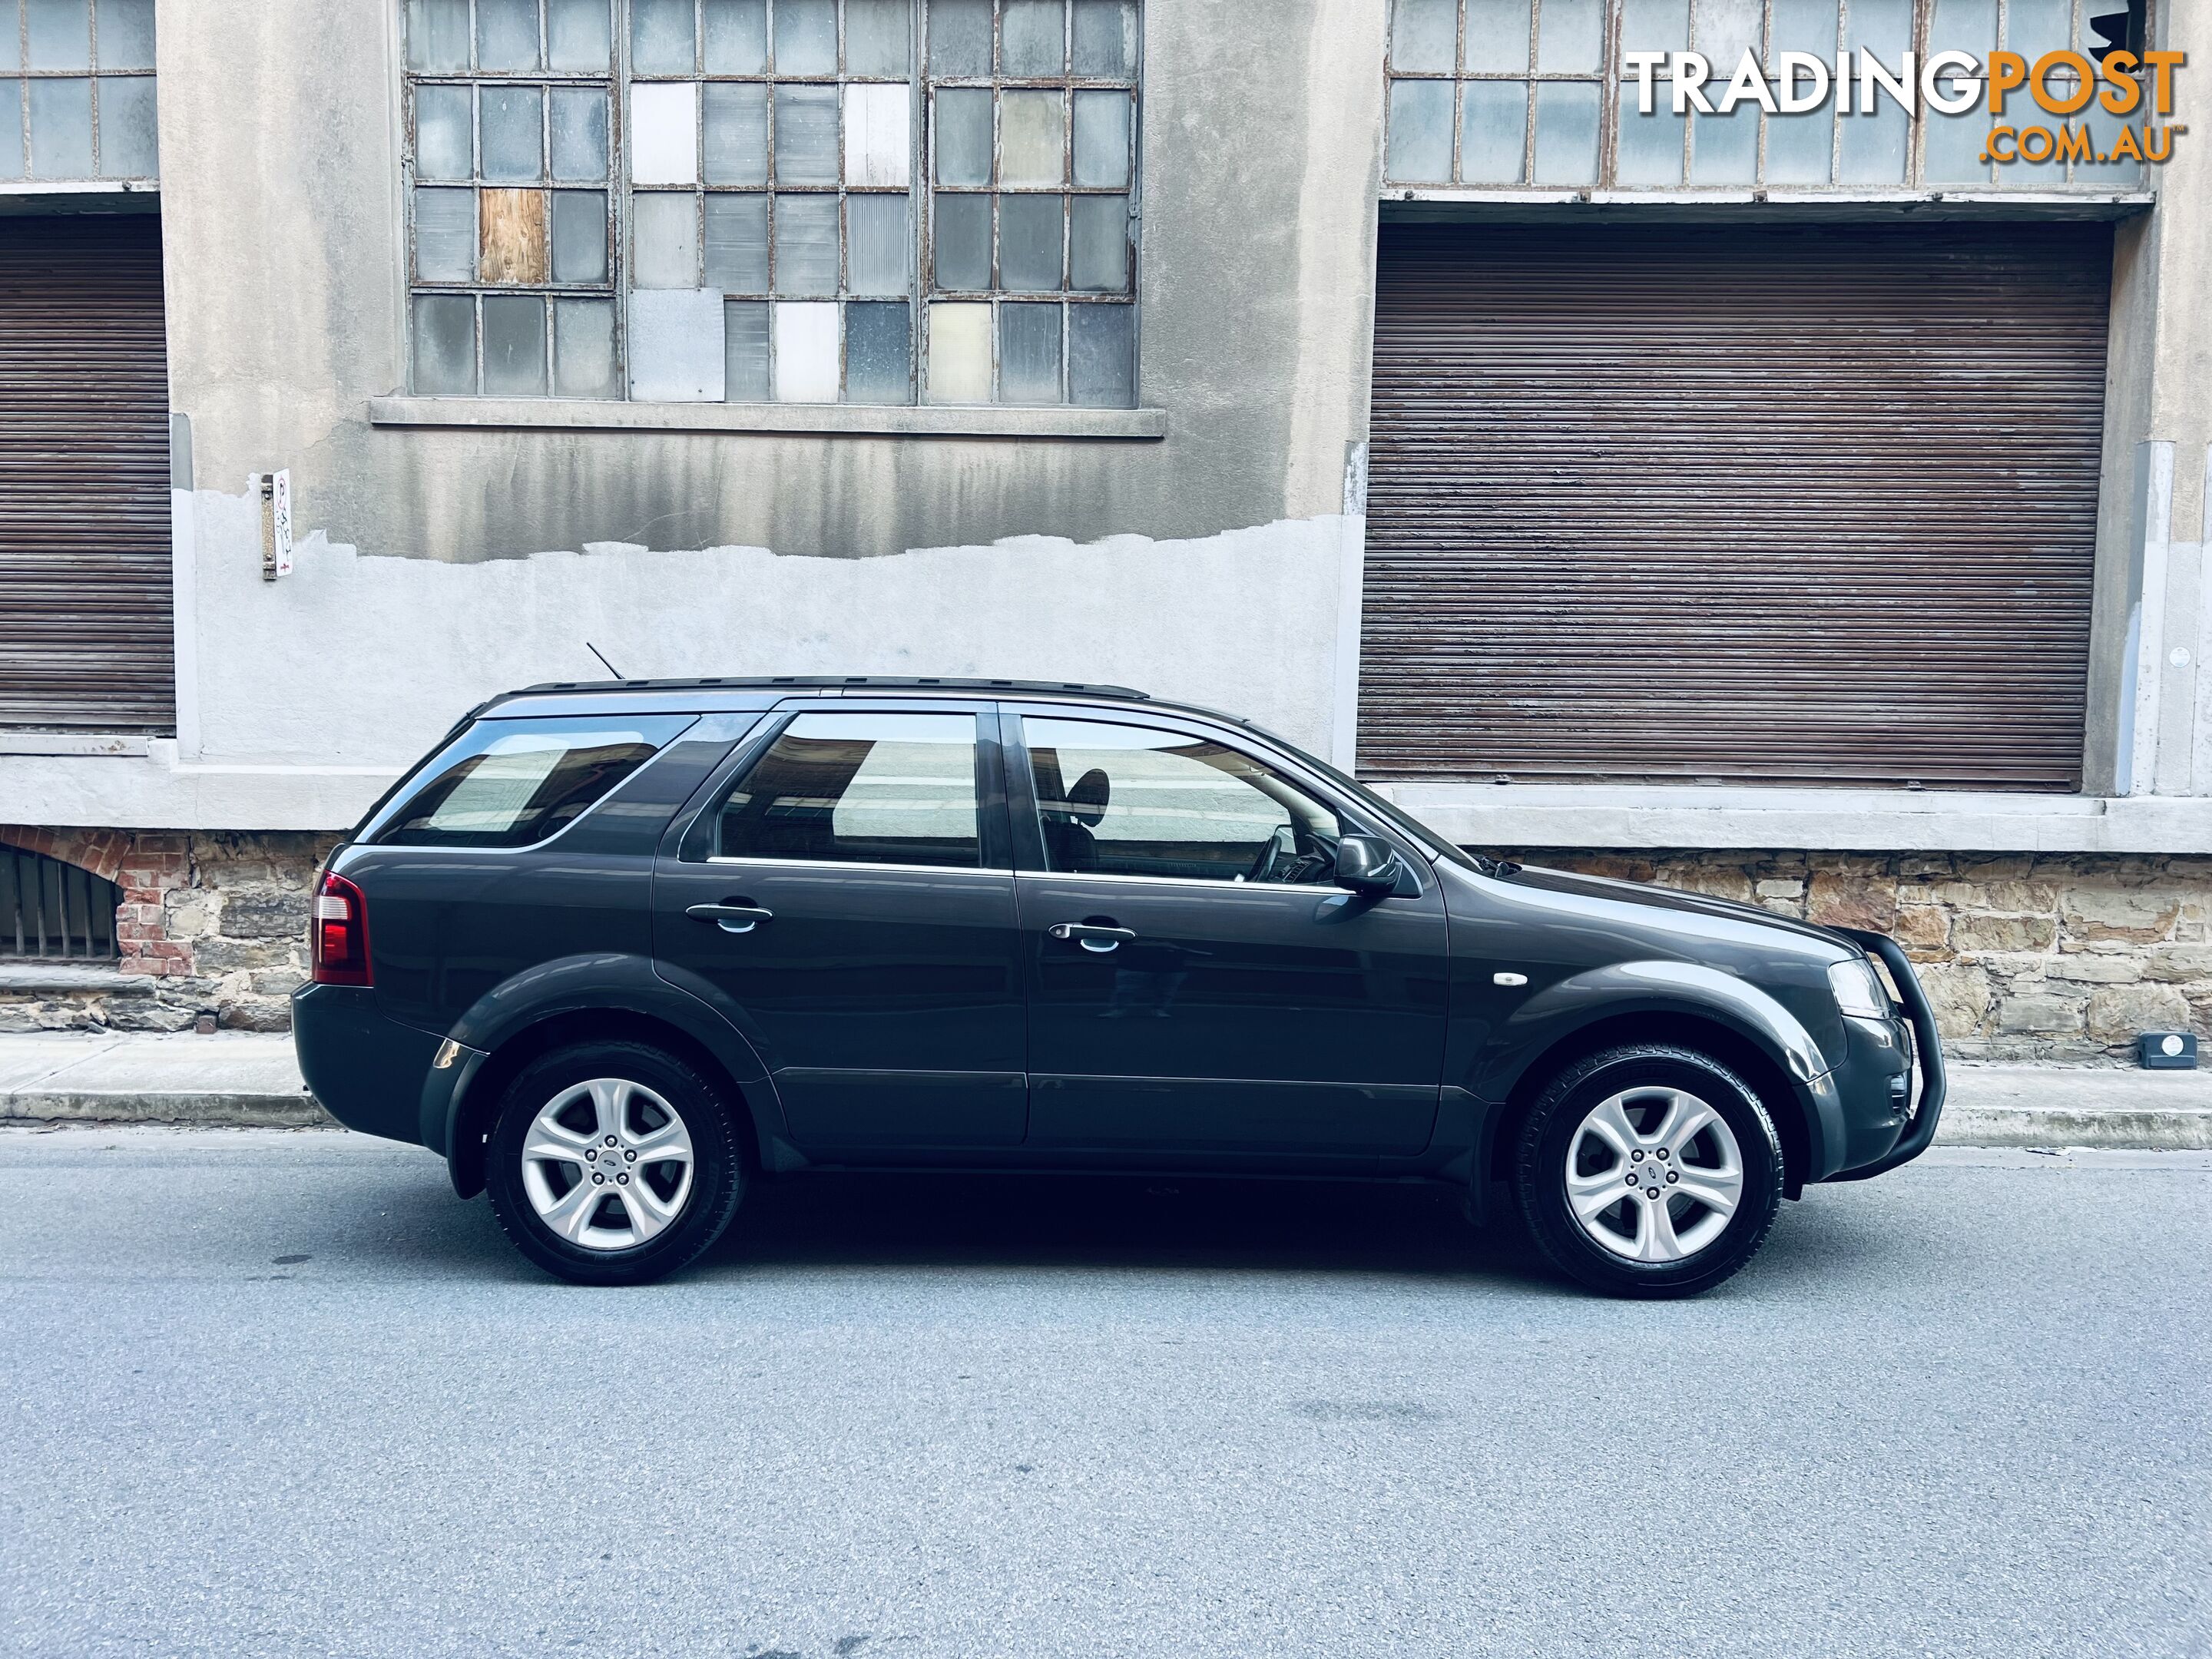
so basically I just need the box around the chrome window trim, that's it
[704,854,1010,876]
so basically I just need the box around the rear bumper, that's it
[291,983,445,1147]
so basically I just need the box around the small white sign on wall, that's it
[255,470,293,580]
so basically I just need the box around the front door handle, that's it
[1048,922,1136,953]
[686,902,773,934]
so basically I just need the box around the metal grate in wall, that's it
[0,846,121,960]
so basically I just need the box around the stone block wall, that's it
[0,827,338,1033]
[1505,849,2212,1065]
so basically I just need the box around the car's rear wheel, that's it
[1514,1043,1783,1299]
[485,1041,743,1286]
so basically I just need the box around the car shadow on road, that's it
[702,1169,1561,1290]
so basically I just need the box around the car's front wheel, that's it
[1514,1043,1783,1299]
[485,1041,744,1286]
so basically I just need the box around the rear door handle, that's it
[687,903,773,934]
[1048,922,1136,953]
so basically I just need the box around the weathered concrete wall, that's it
[1508,848,2212,1065]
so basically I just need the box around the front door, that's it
[1008,711,1451,1157]
[653,704,1026,1152]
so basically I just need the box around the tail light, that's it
[311,869,372,986]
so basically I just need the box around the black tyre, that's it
[1513,1043,1783,1299]
[485,1041,744,1286]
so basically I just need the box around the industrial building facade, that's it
[2,0,2209,1061]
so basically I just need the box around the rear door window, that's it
[714,712,981,869]
[373,715,696,848]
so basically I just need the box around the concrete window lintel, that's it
[368,396,1167,440]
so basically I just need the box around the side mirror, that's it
[1334,834,1405,896]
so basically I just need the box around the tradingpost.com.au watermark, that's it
[1623,45,2187,168]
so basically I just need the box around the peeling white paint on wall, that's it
[0,488,1359,830]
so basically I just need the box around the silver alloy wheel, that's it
[1564,1085,1745,1263]
[519,1078,696,1253]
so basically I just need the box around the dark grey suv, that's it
[293,677,1942,1296]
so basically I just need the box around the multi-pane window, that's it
[402,0,1141,406]
[1,0,158,184]
[1383,0,2147,194]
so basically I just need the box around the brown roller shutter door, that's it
[1360,222,2111,791]
[0,214,174,733]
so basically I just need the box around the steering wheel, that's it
[1244,823,1295,884]
[1245,822,1335,886]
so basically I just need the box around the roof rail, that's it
[508,675,1153,700]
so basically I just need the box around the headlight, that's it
[1827,957,1889,1018]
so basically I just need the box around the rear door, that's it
[651,700,1027,1152]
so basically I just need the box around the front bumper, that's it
[291,982,445,1147]
[1822,931,1948,1182]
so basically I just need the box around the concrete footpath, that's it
[2,1030,2211,1148]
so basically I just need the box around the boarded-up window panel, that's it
[1359,221,2111,792]
[479,188,550,283]
[0,214,174,733]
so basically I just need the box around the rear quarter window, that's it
[369,715,696,848]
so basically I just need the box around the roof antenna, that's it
[584,641,624,680]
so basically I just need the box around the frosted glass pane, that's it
[630,81,698,184]
[407,0,469,71]
[1068,303,1132,406]
[1536,0,1601,73]
[94,0,154,69]
[774,84,838,184]
[1068,193,1127,292]
[548,0,611,69]
[845,300,911,402]
[724,300,770,399]
[1763,107,1830,182]
[551,87,608,180]
[416,84,472,180]
[476,0,541,71]
[1614,83,1683,183]
[773,193,839,294]
[631,0,695,71]
[1837,100,1906,184]
[930,0,991,75]
[1386,78,1452,184]
[412,294,475,393]
[480,85,544,181]
[482,294,548,395]
[96,71,155,175]
[846,193,909,295]
[998,303,1061,405]
[631,190,700,286]
[774,0,835,73]
[703,81,767,184]
[27,75,90,174]
[1459,80,1525,183]
[1531,81,1600,184]
[702,0,766,71]
[1923,108,1992,184]
[1690,108,1755,182]
[630,288,726,401]
[773,300,839,401]
[1929,0,1996,55]
[2005,0,2072,58]
[0,84,22,180]
[1769,0,1837,59]
[933,191,990,288]
[1843,0,1912,57]
[1619,0,1686,56]
[1924,0,1995,184]
[551,190,608,281]
[28,0,89,68]
[935,88,991,184]
[844,82,909,187]
[704,193,770,290]
[1464,0,1531,71]
[1071,0,1134,75]
[998,192,1062,291]
[926,302,991,402]
[999,90,1064,187]
[1072,90,1129,187]
[1002,0,1065,75]
[1694,0,1759,70]
[1392,0,1455,72]
[415,186,476,280]
[846,0,909,74]
[555,298,618,398]
[0,8,12,72]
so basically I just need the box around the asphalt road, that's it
[2,1131,2207,1659]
